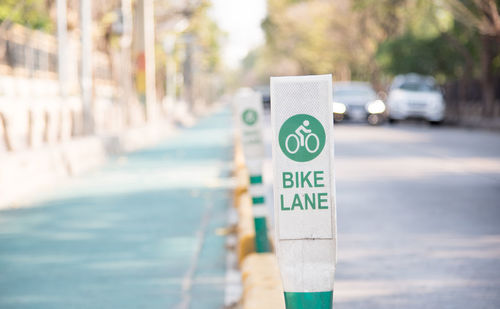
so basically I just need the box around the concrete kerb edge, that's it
[232,136,285,309]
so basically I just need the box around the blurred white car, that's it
[332,81,386,125]
[387,74,445,125]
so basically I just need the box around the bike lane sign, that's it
[235,89,265,160]
[270,75,336,240]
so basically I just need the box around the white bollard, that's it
[235,88,271,253]
[270,75,337,308]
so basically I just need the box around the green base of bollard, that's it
[252,196,265,204]
[253,216,270,253]
[249,175,263,184]
[284,291,333,309]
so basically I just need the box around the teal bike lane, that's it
[0,107,234,309]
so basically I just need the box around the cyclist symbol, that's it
[278,114,325,162]
[242,109,258,125]
[285,120,320,154]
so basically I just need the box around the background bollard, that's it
[270,75,337,308]
[247,159,270,253]
[235,88,271,253]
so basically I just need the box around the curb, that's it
[232,136,285,309]
[241,253,285,309]
[236,192,256,265]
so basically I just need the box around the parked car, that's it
[332,81,386,125]
[386,74,445,125]
[253,85,270,109]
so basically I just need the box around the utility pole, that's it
[120,0,133,126]
[143,0,156,121]
[182,33,193,111]
[56,0,68,99]
[163,34,177,108]
[80,0,94,134]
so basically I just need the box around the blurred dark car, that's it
[253,85,270,109]
[332,81,386,125]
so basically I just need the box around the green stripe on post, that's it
[284,291,333,309]
[249,175,263,184]
[252,196,265,204]
[253,216,270,253]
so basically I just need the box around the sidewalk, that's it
[0,105,234,308]
[0,120,183,210]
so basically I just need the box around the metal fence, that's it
[0,24,58,79]
[0,24,123,152]
[443,76,500,120]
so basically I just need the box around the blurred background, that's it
[0,0,226,150]
[0,0,499,308]
[237,0,500,127]
[0,0,498,146]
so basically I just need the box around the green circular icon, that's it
[279,114,326,162]
[242,109,258,125]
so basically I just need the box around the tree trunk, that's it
[0,111,13,151]
[441,33,474,120]
[480,35,495,118]
[27,109,34,148]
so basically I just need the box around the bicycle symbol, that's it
[285,120,320,154]
[278,114,325,162]
[242,109,258,125]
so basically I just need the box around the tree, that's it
[441,0,500,116]
[261,0,376,79]
[259,0,414,85]
[0,0,53,31]
[376,32,464,80]
[187,0,224,73]
[250,0,498,120]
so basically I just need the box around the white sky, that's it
[209,0,267,69]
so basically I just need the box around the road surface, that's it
[262,117,500,308]
[0,107,234,309]
[332,122,500,308]
[260,115,500,308]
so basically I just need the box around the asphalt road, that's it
[0,107,234,309]
[323,121,500,308]
[262,116,500,308]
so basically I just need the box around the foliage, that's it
[0,0,52,31]
[376,31,466,82]
[260,1,348,77]
[188,0,224,73]
[253,0,416,84]
[247,0,500,114]
[441,0,500,37]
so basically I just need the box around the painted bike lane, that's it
[0,106,234,309]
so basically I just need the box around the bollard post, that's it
[235,89,271,253]
[247,159,270,253]
[270,75,337,308]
